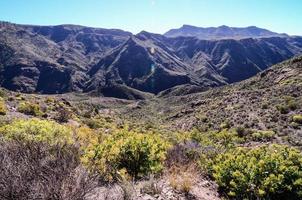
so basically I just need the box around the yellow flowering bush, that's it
[191,129,243,148]
[250,130,275,142]
[83,129,170,180]
[75,125,101,149]
[0,118,73,145]
[293,115,302,124]
[18,101,43,116]
[211,144,302,199]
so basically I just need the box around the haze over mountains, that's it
[0,22,302,99]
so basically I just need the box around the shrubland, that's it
[0,65,301,200]
[1,113,301,199]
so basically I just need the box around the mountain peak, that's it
[165,25,287,40]
[247,25,258,29]
[218,25,229,28]
[182,24,196,28]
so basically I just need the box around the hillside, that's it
[0,56,301,200]
[1,22,302,99]
[0,22,131,93]
[124,56,302,146]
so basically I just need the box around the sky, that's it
[0,0,301,35]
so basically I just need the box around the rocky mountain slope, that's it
[124,56,302,146]
[0,22,131,94]
[1,22,302,99]
[164,25,288,40]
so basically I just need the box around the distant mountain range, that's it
[164,25,288,40]
[0,22,302,99]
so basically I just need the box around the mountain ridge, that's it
[164,25,288,40]
[0,22,302,99]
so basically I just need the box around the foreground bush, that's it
[212,144,302,199]
[83,130,169,180]
[0,118,72,145]
[0,140,97,200]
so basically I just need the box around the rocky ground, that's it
[87,175,220,200]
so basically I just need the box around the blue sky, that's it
[0,0,301,35]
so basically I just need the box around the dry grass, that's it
[118,180,136,200]
[140,175,162,196]
[168,164,199,195]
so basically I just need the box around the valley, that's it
[0,22,301,200]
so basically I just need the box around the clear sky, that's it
[0,0,301,35]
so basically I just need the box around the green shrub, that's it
[83,118,103,129]
[288,100,298,110]
[212,144,302,199]
[191,129,243,149]
[191,129,244,172]
[0,89,6,98]
[292,115,302,124]
[290,122,300,129]
[83,130,169,180]
[235,126,248,137]
[276,104,289,114]
[261,103,268,109]
[0,98,6,115]
[196,114,208,122]
[284,96,299,110]
[251,130,275,142]
[0,118,72,145]
[45,97,55,104]
[220,121,231,129]
[276,98,299,115]
[17,101,43,116]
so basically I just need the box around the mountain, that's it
[167,36,302,83]
[164,25,288,40]
[0,22,131,93]
[86,32,226,95]
[0,22,302,99]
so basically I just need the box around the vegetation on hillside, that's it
[212,145,302,199]
[0,56,301,199]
